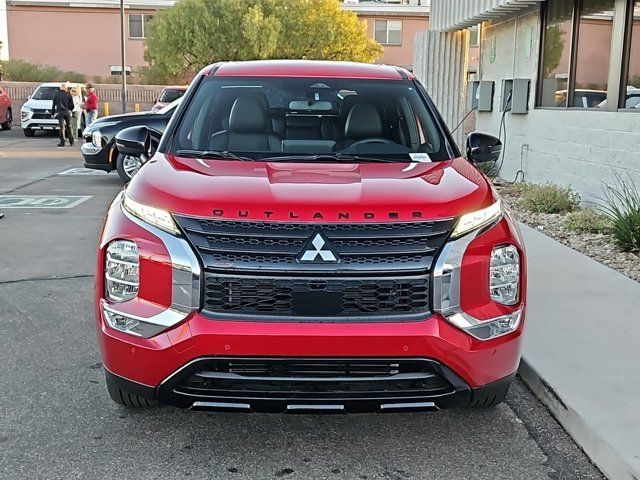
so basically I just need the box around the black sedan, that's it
[81,98,180,182]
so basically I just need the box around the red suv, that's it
[0,85,12,131]
[97,60,526,413]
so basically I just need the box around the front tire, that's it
[105,371,156,408]
[116,152,144,183]
[1,109,12,130]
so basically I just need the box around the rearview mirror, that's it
[466,132,502,164]
[116,126,150,157]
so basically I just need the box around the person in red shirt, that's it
[84,83,99,125]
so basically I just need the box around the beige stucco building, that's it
[419,0,640,201]
[0,0,432,77]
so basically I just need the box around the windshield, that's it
[157,97,182,115]
[32,86,59,101]
[158,88,186,103]
[167,76,453,162]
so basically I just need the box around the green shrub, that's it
[0,59,86,83]
[597,173,640,252]
[564,209,611,234]
[518,183,581,214]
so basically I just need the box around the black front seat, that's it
[209,96,281,152]
[342,103,385,147]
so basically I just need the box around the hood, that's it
[93,111,156,124]
[22,99,54,110]
[126,155,495,222]
[84,111,157,133]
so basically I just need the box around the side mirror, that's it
[466,132,502,164]
[115,126,150,156]
[27,94,32,100]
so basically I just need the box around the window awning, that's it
[431,0,544,31]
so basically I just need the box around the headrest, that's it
[229,97,267,133]
[344,104,383,140]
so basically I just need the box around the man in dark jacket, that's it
[51,83,74,146]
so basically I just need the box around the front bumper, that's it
[99,304,524,410]
[22,118,58,130]
[96,195,526,410]
[81,142,113,172]
[105,360,517,413]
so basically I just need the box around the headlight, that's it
[122,192,180,235]
[21,105,33,113]
[490,245,520,305]
[451,199,502,238]
[105,240,139,302]
[91,130,102,148]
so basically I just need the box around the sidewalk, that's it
[519,225,640,480]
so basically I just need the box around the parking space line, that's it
[58,168,108,176]
[0,195,92,209]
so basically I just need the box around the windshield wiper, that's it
[259,154,410,163]
[175,149,255,161]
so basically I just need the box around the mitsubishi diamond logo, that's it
[298,233,338,263]
[45,110,50,114]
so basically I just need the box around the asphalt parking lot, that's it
[0,127,604,480]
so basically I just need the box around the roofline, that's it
[8,0,172,8]
[206,61,414,81]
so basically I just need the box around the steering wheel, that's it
[348,138,396,148]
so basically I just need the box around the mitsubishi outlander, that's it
[96,60,526,413]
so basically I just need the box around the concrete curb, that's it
[519,359,635,480]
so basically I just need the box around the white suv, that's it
[21,82,86,137]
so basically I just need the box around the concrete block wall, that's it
[474,8,640,200]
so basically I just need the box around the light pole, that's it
[120,0,127,113]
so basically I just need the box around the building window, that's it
[374,20,402,45]
[537,0,640,110]
[129,14,153,39]
[539,1,574,107]
[469,25,480,47]
[623,2,640,108]
[573,0,615,106]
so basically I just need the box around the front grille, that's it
[174,216,454,321]
[174,216,455,274]
[172,358,455,400]
[32,112,53,120]
[203,274,429,320]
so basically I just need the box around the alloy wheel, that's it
[122,155,144,179]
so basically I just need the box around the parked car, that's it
[98,60,526,412]
[20,82,86,137]
[81,98,181,182]
[596,87,640,109]
[0,85,12,130]
[150,86,187,113]
[555,89,607,108]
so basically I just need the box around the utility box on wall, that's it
[467,81,480,110]
[501,79,513,112]
[501,78,530,114]
[511,78,531,114]
[478,81,495,112]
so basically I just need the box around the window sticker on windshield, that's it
[409,153,432,163]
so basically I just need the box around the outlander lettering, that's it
[97,60,526,412]
[210,209,425,221]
